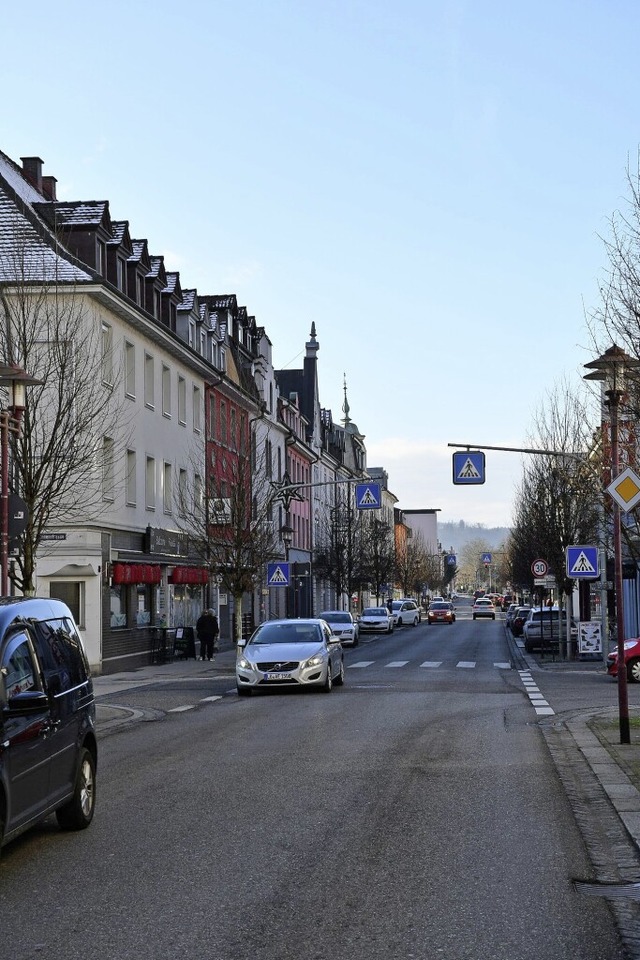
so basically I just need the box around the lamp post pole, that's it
[608,386,630,744]
[280,522,294,619]
[584,345,639,746]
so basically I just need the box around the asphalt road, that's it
[0,607,630,959]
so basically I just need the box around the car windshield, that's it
[475,599,492,605]
[363,608,387,616]
[250,623,321,644]
[391,602,403,611]
[430,602,448,610]
[319,612,351,623]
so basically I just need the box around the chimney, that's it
[20,156,44,193]
[41,176,57,201]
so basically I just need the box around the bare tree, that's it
[314,485,367,608]
[176,427,281,644]
[0,234,128,593]
[395,530,430,598]
[358,515,396,603]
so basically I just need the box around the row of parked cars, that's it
[505,602,578,653]
[318,599,424,647]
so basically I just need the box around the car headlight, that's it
[237,656,252,669]
[305,653,326,668]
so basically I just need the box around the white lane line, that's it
[457,661,476,668]
[494,662,511,669]
[200,696,222,703]
[167,705,196,713]
[386,661,409,668]
[349,661,375,668]
[518,669,555,715]
[534,707,555,715]
[420,661,443,668]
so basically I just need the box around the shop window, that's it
[110,584,127,628]
[136,585,151,626]
[50,581,84,627]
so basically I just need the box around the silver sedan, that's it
[236,619,345,696]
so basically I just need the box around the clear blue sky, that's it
[2,0,637,527]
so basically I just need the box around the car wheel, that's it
[334,658,345,686]
[55,747,96,831]
[353,635,359,647]
[412,616,418,626]
[398,617,403,626]
[628,658,640,683]
[473,615,477,620]
[387,623,393,633]
[322,663,333,693]
[237,684,252,697]
[492,615,495,620]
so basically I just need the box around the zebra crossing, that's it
[347,659,512,671]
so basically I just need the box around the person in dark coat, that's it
[196,609,219,661]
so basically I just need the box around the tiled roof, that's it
[129,239,147,262]
[34,200,111,230]
[148,255,164,279]
[208,295,237,311]
[109,220,129,245]
[164,271,181,296]
[0,186,92,284]
[179,288,197,312]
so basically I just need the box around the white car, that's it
[318,610,359,646]
[359,606,394,634]
[236,619,345,695]
[390,599,420,627]
[472,598,496,620]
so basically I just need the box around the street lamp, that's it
[0,364,40,596]
[280,522,294,618]
[584,345,640,745]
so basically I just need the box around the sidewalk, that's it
[92,638,238,732]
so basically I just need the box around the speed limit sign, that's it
[531,558,548,578]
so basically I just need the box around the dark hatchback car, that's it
[0,597,97,856]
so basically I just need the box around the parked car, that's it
[359,607,394,634]
[318,610,359,646]
[505,603,519,628]
[390,599,421,627]
[607,639,640,682]
[427,601,456,625]
[472,597,496,620]
[0,597,97,856]
[510,606,531,637]
[522,607,578,653]
[236,618,344,695]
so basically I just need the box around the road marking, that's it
[457,661,476,668]
[518,669,555,715]
[420,661,443,668]
[386,660,409,668]
[349,661,375,668]
[167,705,196,713]
[494,662,511,669]
[200,696,222,703]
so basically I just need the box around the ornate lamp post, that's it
[584,345,640,745]
[0,364,40,596]
[280,522,294,618]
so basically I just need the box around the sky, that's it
[1,0,638,528]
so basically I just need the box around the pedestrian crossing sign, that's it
[267,562,290,586]
[355,482,381,509]
[452,450,485,485]
[565,545,599,579]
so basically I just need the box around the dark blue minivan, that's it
[0,597,97,855]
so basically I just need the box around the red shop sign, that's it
[112,563,162,585]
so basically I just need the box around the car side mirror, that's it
[237,637,247,650]
[5,690,50,714]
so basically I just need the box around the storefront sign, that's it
[168,566,209,585]
[112,562,162,585]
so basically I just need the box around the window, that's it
[126,449,136,505]
[230,408,236,450]
[137,274,145,307]
[200,331,206,356]
[178,468,188,517]
[136,585,151,626]
[110,584,127,628]
[124,341,135,398]
[193,386,202,432]
[146,456,156,509]
[163,462,172,514]
[208,393,216,440]
[49,582,83,627]
[162,365,171,418]
[178,376,186,425]
[96,240,106,275]
[102,322,113,386]
[189,321,196,348]
[102,436,114,501]
[144,353,155,408]
[220,401,227,444]
[194,473,202,513]
[117,257,127,293]
[3,634,38,698]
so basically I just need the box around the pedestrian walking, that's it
[196,608,219,661]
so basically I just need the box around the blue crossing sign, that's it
[482,553,492,565]
[446,554,457,566]
[355,482,381,509]
[267,562,290,586]
[566,545,599,579]
[452,451,485,485]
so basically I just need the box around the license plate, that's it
[264,672,291,681]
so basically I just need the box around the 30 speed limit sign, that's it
[531,558,548,578]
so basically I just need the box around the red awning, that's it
[112,562,162,585]
[168,566,209,585]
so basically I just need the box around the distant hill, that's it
[438,520,511,554]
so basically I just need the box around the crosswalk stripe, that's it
[350,661,375,668]
[494,662,510,669]
[456,661,476,668]
[420,661,443,668]
[386,661,409,668]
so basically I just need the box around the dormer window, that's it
[189,321,195,348]
[117,257,127,293]
[96,240,106,275]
